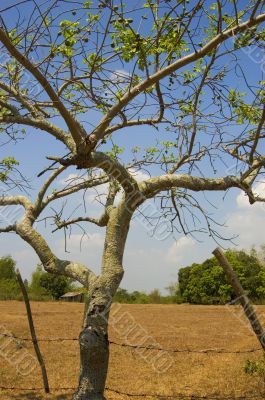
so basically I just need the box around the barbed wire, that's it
[0,331,262,354]
[0,332,78,342]
[106,387,263,399]
[109,341,262,355]
[0,385,263,399]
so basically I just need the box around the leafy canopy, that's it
[178,249,265,304]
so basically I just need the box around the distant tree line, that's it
[113,288,180,304]
[1,247,265,304]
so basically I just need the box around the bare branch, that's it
[140,174,242,200]
[0,115,74,150]
[43,174,109,208]
[249,103,265,164]
[0,195,32,209]
[16,217,96,287]
[34,165,67,215]
[0,224,16,233]
[0,27,86,148]
[52,179,118,232]
[53,216,107,232]
[250,0,264,19]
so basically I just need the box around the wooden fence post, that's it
[213,247,265,351]
[16,269,50,393]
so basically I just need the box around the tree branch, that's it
[53,216,108,232]
[34,166,67,215]
[0,81,40,117]
[88,12,265,146]
[88,152,140,195]
[52,179,118,232]
[0,195,32,209]
[0,115,75,150]
[42,174,109,208]
[0,27,86,148]
[0,224,16,233]
[249,103,265,164]
[139,174,242,200]
[105,118,169,135]
[16,217,96,287]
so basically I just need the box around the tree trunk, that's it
[73,287,112,400]
[73,205,132,399]
[73,325,109,400]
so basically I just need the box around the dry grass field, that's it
[0,301,265,400]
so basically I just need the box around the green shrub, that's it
[245,356,265,384]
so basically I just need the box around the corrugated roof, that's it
[60,292,84,298]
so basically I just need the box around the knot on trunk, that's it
[80,327,108,351]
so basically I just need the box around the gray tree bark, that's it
[73,296,110,400]
[73,203,131,400]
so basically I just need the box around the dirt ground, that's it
[0,301,265,400]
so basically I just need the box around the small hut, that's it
[60,291,84,302]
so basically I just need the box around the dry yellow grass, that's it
[0,301,265,400]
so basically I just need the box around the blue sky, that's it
[0,1,265,293]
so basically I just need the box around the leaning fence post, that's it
[16,268,50,393]
[213,247,265,351]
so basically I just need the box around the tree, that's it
[178,249,265,304]
[0,279,19,300]
[148,288,162,303]
[0,1,265,398]
[0,255,16,280]
[0,256,20,300]
[30,265,73,300]
[166,282,179,297]
[30,265,48,297]
[39,271,73,300]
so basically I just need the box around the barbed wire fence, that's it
[0,331,264,354]
[0,385,263,400]
[0,330,264,399]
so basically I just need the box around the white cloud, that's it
[227,184,265,249]
[110,69,130,83]
[227,211,265,249]
[237,182,265,210]
[236,191,249,209]
[165,236,195,264]
[128,168,150,182]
